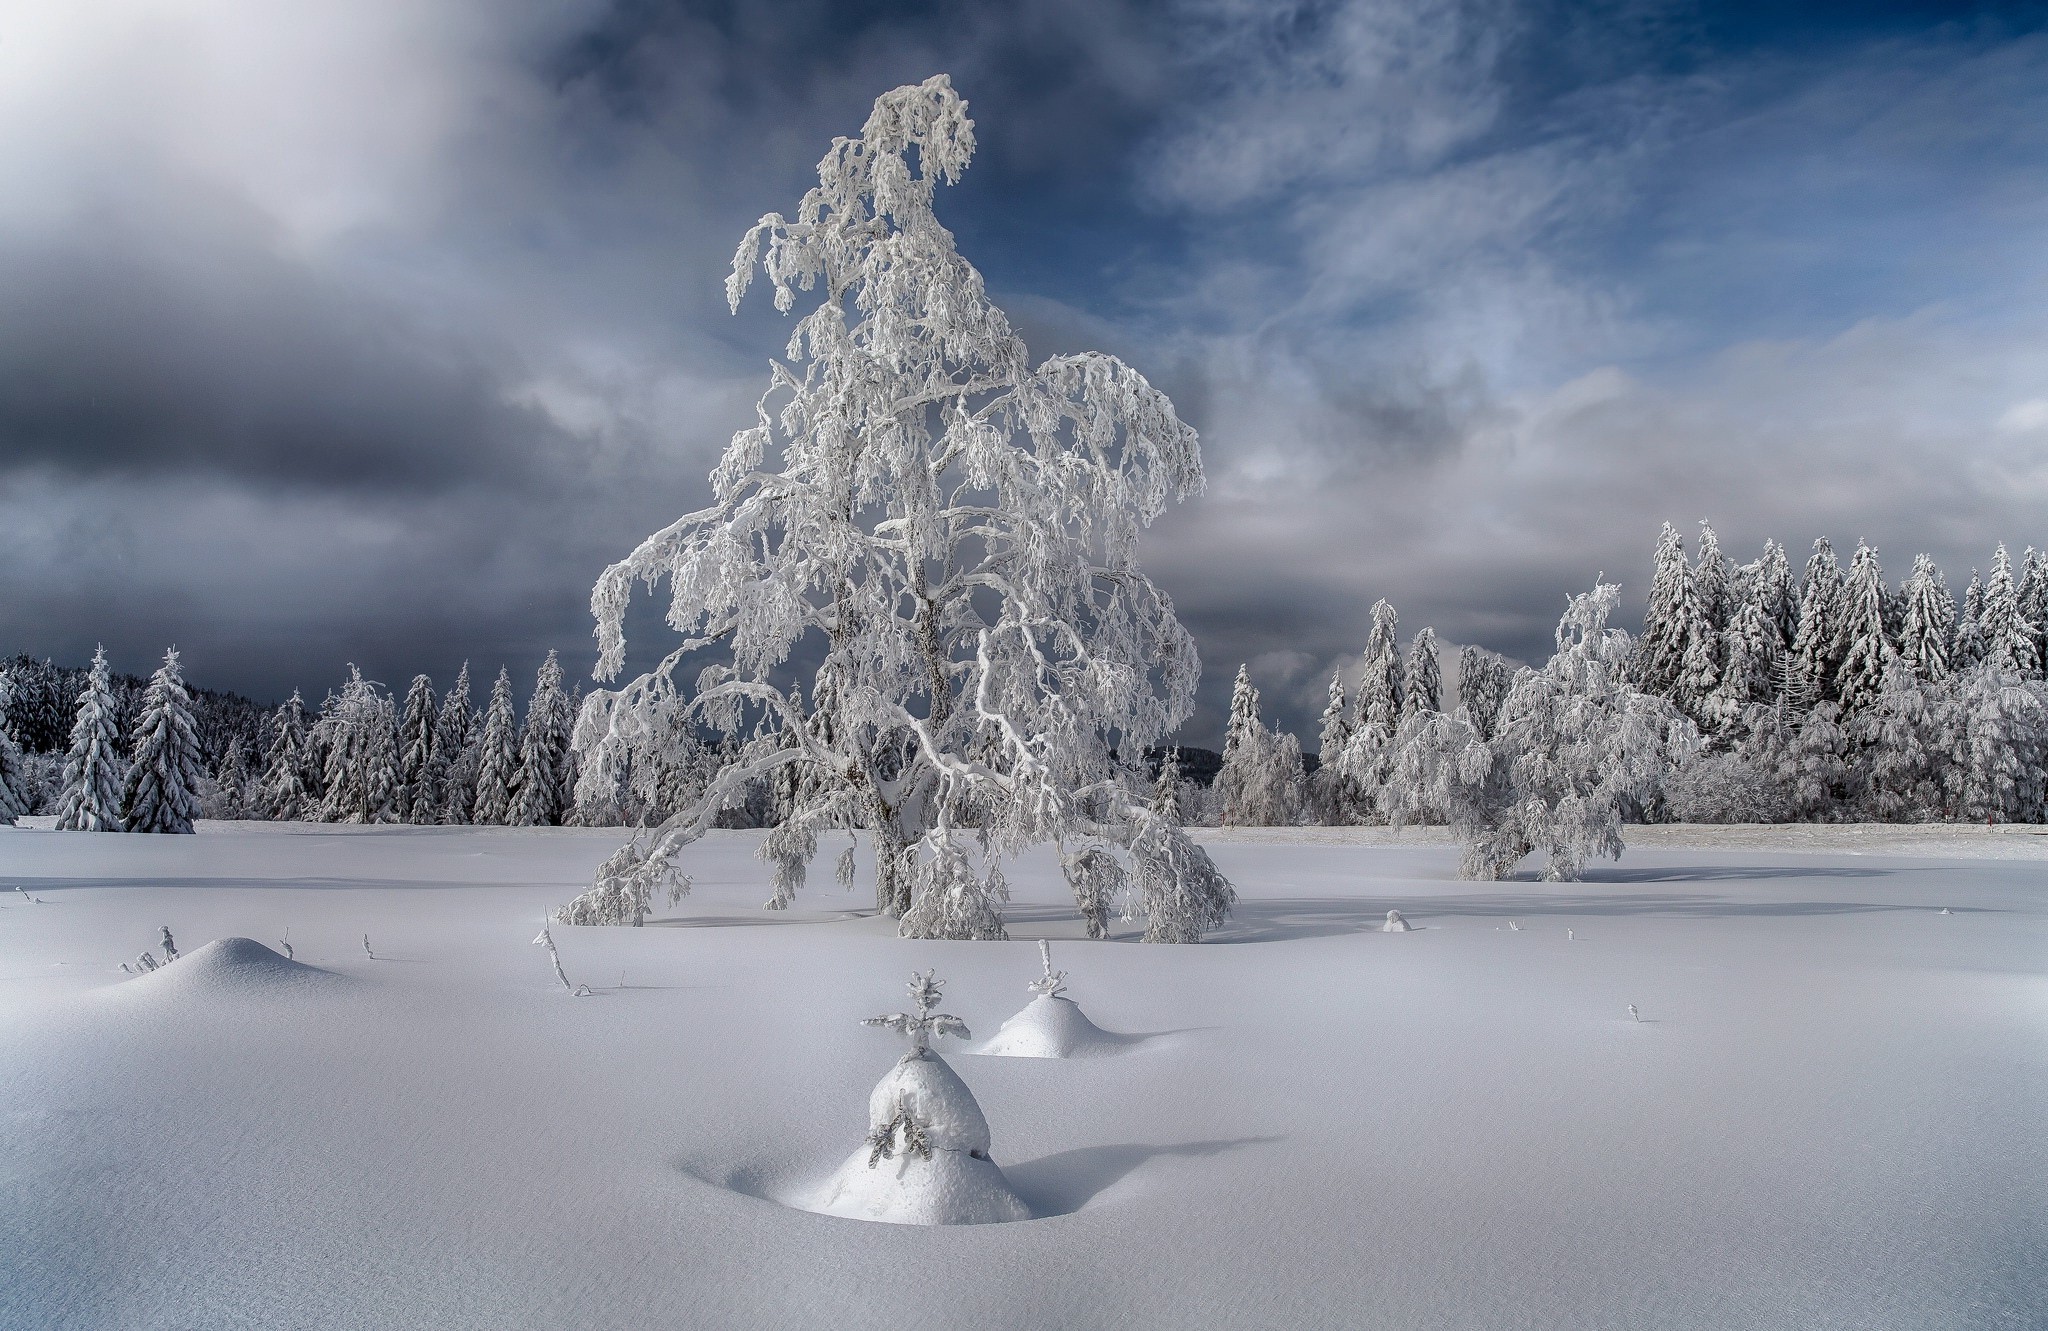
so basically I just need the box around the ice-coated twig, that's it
[1627,1004,1640,1023]
[863,970,970,1056]
[532,925,592,996]
[1027,939,1068,998]
[865,1096,933,1167]
[362,934,375,960]
[159,927,178,963]
[278,928,292,961]
[16,886,45,904]
[1508,920,1521,932]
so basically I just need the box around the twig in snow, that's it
[278,928,292,960]
[1627,1004,1640,1023]
[362,934,375,960]
[17,886,45,904]
[159,927,178,963]
[532,925,592,996]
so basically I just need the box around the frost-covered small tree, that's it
[1779,701,1852,820]
[1216,720,1304,827]
[0,671,29,824]
[1789,538,1845,701]
[1833,542,1896,715]
[432,663,476,825]
[206,740,251,820]
[1953,569,1988,670]
[1636,522,1703,699]
[395,675,438,824]
[55,646,125,832]
[512,651,573,827]
[1314,668,1351,821]
[1403,628,1441,718]
[471,667,520,826]
[1695,520,1730,634]
[563,77,1233,943]
[258,691,313,820]
[317,667,399,824]
[1221,664,1260,763]
[1389,583,1697,880]
[1150,747,1187,823]
[1897,554,1955,683]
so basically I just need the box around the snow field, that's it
[1,822,2043,1329]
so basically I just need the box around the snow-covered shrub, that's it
[1665,751,1790,824]
[563,77,1233,942]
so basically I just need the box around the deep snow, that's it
[1,820,2042,1329]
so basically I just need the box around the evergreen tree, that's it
[55,646,125,832]
[0,671,28,823]
[1151,747,1186,822]
[1222,664,1260,762]
[1789,538,1845,700]
[1945,664,2048,822]
[1833,542,1895,714]
[1979,544,2039,677]
[1705,596,1781,731]
[1852,660,1944,821]
[395,674,438,824]
[1353,599,1403,740]
[433,663,476,825]
[1314,668,1351,822]
[1751,539,1799,650]
[1402,628,1442,717]
[317,667,398,824]
[1897,554,1955,682]
[1953,569,1988,669]
[511,651,573,827]
[1695,520,1730,633]
[1455,646,1511,740]
[120,649,205,834]
[1636,522,1702,698]
[259,691,313,820]
[211,739,251,820]
[2019,547,2048,673]
[471,667,519,825]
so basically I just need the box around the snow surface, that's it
[2,820,2043,1329]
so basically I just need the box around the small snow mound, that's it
[1382,909,1413,932]
[976,994,1128,1059]
[803,1053,1031,1226]
[115,937,338,999]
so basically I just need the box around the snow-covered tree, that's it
[55,646,125,832]
[512,651,573,827]
[1636,522,1702,699]
[317,667,399,824]
[1389,583,1697,880]
[1695,520,1730,633]
[1953,569,1988,670]
[1979,544,2038,678]
[1897,554,1955,682]
[395,674,438,824]
[1314,668,1351,821]
[1749,539,1798,650]
[1833,542,1895,714]
[258,692,313,821]
[1852,660,1944,821]
[471,667,519,826]
[0,671,29,824]
[2019,547,2048,674]
[1221,665,1260,763]
[562,78,1233,943]
[1704,594,1783,732]
[1455,645,1511,740]
[1353,600,1403,741]
[121,649,204,834]
[1403,627,1441,718]
[207,739,251,820]
[432,663,475,825]
[1216,720,1305,827]
[1789,538,1844,700]
[1943,664,2048,822]
[1150,747,1187,823]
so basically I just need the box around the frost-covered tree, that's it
[207,739,251,820]
[1953,569,1988,670]
[317,667,399,824]
[120,649,205,834]
[1636,522,1702,698]
[55,646,125,832]
[1403,628,1441,718]
[471,667,519,826]
[1789,538,1844,700]
[1833,542,1895,714]
[1455,645,1511,740]
[512,651,573,827]
[1897,554,1954,682]
[1705,594,1783,732]
[1852,661,1944,821]
[258,692,313,821]
[2019,548,2048,674]
[1150,747,1187,823]
[1353,600,1403,741]
[1943,664,2048,822]
[1778,701,1852,820]
[1695,520,1730,633]
[562,78,1232,943]
[395,674,438,824]
[1313,668,1351,821]
[1215,697,1305,828]
[1979,545,2038,678]
[432,663,475,825]
[0,671,29,824]
[1221,664,1260,765]
[1389,583,1697,880]
[1749,539,1798,650]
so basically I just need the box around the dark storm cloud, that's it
[3,0,2047,749]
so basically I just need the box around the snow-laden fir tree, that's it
[563,78,1233,942]
[1150,747,1187,823]
[1703,594,1782,733]
[1216,719,1305,827]
[2019,548,2048,674]
[1636,522,1705,699]
[1221,664,1260,763]
[395,674,438,824]
[1897,554,1955,682]
[1314,668,1352,821]
[1978,545,2039,678]
[1778,701,1851,820]
[512,651,573,827]
[1455,645,1512,740]
[1852,660,1944,820]
[1342,599,1405,819]
[317,667,399,824]
[1833,542,1896,714]
[1750,539,1799,651]
[1953,569,1988,670]
[55,646,125,832]
[470,667,519,826]
[208,739,251,820]
[1789,538,1845,700]
[1695,520,1730,633]
[259,691,313,820]
[1944,664,2048,822]
[0,671,29,824]
[1403,627,1441,718]
[432,663,475,825]
[1387,583,1697,880]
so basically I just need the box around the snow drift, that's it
[112,937,339,999]
[976,994,1128,1059]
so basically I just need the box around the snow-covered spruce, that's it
[54,645,126,832]
[511,652,572,828]
[976,940,1122,1059]
[563,77,1233,942]
[120,649,205,835]
[807,971,1030,1225]
[1213,665,1306,827]
[470,667,519,827]
[0,668,30,824]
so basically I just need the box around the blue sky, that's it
[2,0,2045,742]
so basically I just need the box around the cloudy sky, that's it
[4,0,2047,743]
